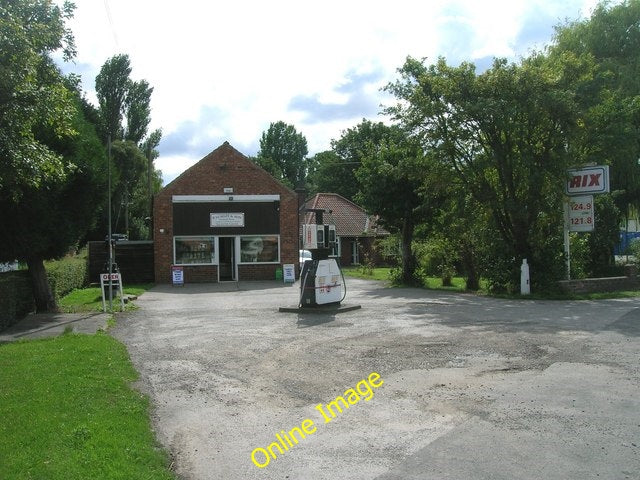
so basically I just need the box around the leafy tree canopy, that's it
[551,0,640,216]
[95,54,154,145]
[255,121,308,188]
[0,0,77,197]
[355,124,440,284]
[385,55,581,289]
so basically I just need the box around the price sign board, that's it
[568,195,595,232]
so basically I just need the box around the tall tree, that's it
[329,119,392,201]
[95,54,131,141]
[110,140,147,234]
[0,0,106,310]
[0,0,77,198]
[551,0,640,223]
[386,55,580,290]
[255,121,308,188]
[308,120,403,200]
[355,125,438,285]
[93,55,161,239]
[124,79,153,144]
[0,87,107,311]
[306,150,343,196]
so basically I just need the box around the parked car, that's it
[299,249,312,269]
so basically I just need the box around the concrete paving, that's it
[0,311,111,342]
[111,279,640,480]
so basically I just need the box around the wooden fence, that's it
[88,241,154,284]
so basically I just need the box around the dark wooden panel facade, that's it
[172,202,280,236]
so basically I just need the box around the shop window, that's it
[240,235,279,263]
[174,236,216,265]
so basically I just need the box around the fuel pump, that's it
[299,209,346,308]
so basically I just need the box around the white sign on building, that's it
[210,212,245,227]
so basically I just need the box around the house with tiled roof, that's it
[302,193,389,266]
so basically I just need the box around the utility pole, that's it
[148,143,153,239]
[124,188,129,238]
[107,135,113,312]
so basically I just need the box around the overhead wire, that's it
[103,0,119,49]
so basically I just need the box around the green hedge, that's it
[0,272,35,331]
[45,256,88,300]
[0,256,89,332]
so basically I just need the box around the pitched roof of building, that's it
[157,141,296,198]
[302,193,389,237]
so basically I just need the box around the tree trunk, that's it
[401,218,417,285]
[27,256,58,313]
[462,247,479,290]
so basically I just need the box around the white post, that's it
[520,259,530,295]
[563,200,571,280]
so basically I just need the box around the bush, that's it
[359,251,375,276]
[585,194,622,276]
[45,254,88,301]
[374,235,401,266]
[0,254,89,332]
[414,237,458,284]
[629,238,640,264]
[0,272,34,331]
[388,266,403,285]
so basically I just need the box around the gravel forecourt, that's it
[112,278,640,479]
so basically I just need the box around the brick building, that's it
[153,142,299,283]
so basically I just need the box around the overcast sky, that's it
[56,0,600,185]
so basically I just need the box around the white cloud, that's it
[57,0,595,184]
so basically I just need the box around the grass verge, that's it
[343,267,471,292]
[59,284,154,313]
[343,267,640,299]
[0,333,175,480]
[342,266,393,282]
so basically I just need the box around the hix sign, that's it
[566,165,609,195]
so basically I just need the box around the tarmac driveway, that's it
[112,279,640,479]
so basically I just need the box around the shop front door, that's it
[219,237,236,281]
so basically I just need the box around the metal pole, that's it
[563,200,571,280]
[148,143,153,240]
[108,135,113,312]
[124,188,129,238]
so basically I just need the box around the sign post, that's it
[100,272,124,312]
[563,165,609,280]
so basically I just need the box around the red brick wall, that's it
[238,264,279,281]
[183,265,218,283]
[153,142,299,283]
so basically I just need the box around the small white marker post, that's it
[520,259,530,295]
